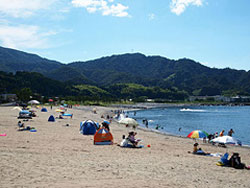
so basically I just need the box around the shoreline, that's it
[110,102,250,109]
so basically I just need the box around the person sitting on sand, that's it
[59,115,64,119]
[17,121,24,130]
[127,131,139,147]
[120,135,129,147]
[229,152,245,169]
[193,143,199,153]
[193,143,209,155]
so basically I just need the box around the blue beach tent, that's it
[48,115,55,122]
[80,120,98,135]
[41,108,48,112]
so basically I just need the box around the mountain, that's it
[0,46,250,97]
[0,46,62,74]
[0,46,95,84]
[68,53,250,95]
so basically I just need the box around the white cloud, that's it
[0,0,58,18]
[0,25,56,49]
[170,0,203,15]
[71,0,129,17]
[148,13,155,20]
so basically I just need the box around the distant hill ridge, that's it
[0,46,250,96]
[0,46,61,74]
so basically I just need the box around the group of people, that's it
[192,143,247,170]
[120,131,141,147]
[217,152,247,169]
[206,128,235,143]
[218,129,234,137]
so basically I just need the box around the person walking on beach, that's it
[228,129,234,136]
[145,119,148,128]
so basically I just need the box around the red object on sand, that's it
[0,133,7,136]
[147,144,151,147]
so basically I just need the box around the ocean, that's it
[127,105,250,146]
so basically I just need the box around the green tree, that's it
[16,88,32,102]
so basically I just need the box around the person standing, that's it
[228,129,234,136]
[219,130,225,137]
[145,119,148,128]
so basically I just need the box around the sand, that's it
[0,105,250,188]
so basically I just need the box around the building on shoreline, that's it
[189,95,250,103]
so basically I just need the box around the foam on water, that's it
[180,108,206,112]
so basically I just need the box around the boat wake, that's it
[180,108,206,112]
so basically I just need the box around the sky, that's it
[0,0,249,70]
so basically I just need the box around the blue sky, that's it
[0,0,249,70]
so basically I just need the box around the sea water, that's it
[128,106,250,146]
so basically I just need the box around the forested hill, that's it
[68,53,250,96]
[0,46,62,74]
[0,46,250,96]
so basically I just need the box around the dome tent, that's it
[94,128,113,145]
[41,108,48,112]
[80,120,98,135]
[48,115,55,122]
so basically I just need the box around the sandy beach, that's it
[0,105,250,188]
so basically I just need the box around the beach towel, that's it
[0,133,7,136]
[119,144,144,148]
[18,126,35,131]
[62,113,72,117]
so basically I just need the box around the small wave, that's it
[148,120,154,123]
[180,108,206,112]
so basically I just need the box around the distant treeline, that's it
[0,71,188,102]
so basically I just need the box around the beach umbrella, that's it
[28,100,40,105]
[48,99,53,102]
[55,109,64,112]
[211,136,242,146]
[12,107,22,111]
[187,130,209,139]
[119,118,139,127]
